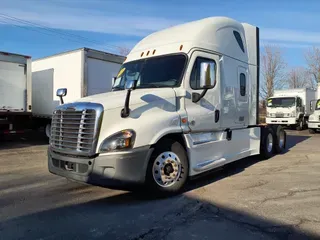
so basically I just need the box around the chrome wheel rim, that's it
[267,133,273,152]
[152,151,182,187]
[279,131,285,148]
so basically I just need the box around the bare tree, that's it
[260,44,287,99]
[305,46,320,87]
[286,67,310,88]
[117,46,131,56]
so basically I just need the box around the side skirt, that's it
[183,127,261,177]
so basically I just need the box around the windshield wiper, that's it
[138,83,163,88]
[112,86,124,91]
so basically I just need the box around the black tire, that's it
[145,138,189,196]
[260,127,275,159]
[296,118,303,131]
[271,125,287,153]
[309,129,316,134]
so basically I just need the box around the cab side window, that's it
[240,73,246,96]
[190,57,216,90]
[297,97,302,107]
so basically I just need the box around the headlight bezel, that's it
[99,129,136,153]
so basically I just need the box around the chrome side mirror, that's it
[125,80,137,90]
[56,88,67,104]
[112,76,117,85]
[199,62,216,89]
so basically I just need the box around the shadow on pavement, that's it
[0,130,48,150]
[0,191,318,240]
[284,134,310,150]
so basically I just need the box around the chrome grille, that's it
[275,112,284,118]
[50,102,104,156]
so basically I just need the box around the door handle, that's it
[215,109,220,123]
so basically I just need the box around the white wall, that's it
[87,57,121,96]
[32,50,83,115]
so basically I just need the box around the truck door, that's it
[234,66,249,126]
[184,51,221,132]
[0,61,26,111]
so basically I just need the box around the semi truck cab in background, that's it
[308,98,320,134]
[47,16,287,196]
[266,88,317,130]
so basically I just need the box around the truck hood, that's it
[309,110,320,122]
[74,88,177,111]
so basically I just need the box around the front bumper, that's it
[308,121,320,129]
[48,146,153,189]
[266,117,296,125]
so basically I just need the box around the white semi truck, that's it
[47,16,288,196]
[265,88,317,130]
[307,84,320,133]
[0,51,33,135]
[308,99,320,133]
[31,47,125,138]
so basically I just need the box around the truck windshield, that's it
[267,97,295,108]
[112,54,186,90]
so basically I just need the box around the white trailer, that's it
[47,16,288,196]
[265,88,317,130]
[31,47,126,138]
[0,51,32,135]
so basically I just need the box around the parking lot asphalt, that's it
[0,129,319,240]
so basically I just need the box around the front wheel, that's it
[309,129,316,134]
[145,139,188,196]
[296,118,304,131]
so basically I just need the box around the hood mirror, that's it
[121,80,137,118]
[56,88,67,104]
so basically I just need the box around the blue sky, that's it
[1,0,320,68]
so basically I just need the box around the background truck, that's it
[265,88,317,130]
[0,51,32,135]
[47,16,288,196]
[307,83,320,133]
[31,47,126,138]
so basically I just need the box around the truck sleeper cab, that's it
[47,16,287,195]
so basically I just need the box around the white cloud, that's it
[260,28,320,45]
[0,6,182,37]
[2,1,320,49]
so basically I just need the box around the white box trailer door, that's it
[32,68,55,117]
[87,57,121,96]
[0,61,26,111]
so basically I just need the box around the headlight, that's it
[99,129,136,153]
[291,111,296,117]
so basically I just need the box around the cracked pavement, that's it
[0,130,319,239]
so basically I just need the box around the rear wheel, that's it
[45,123,51,139]
[146,138,188,196]
[272,125,286,153]
[260,127,275,159]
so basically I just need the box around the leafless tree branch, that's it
[260,44,287,99]
[286,67,311,89]
[117,46,131,56]
[305,46,320,86]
